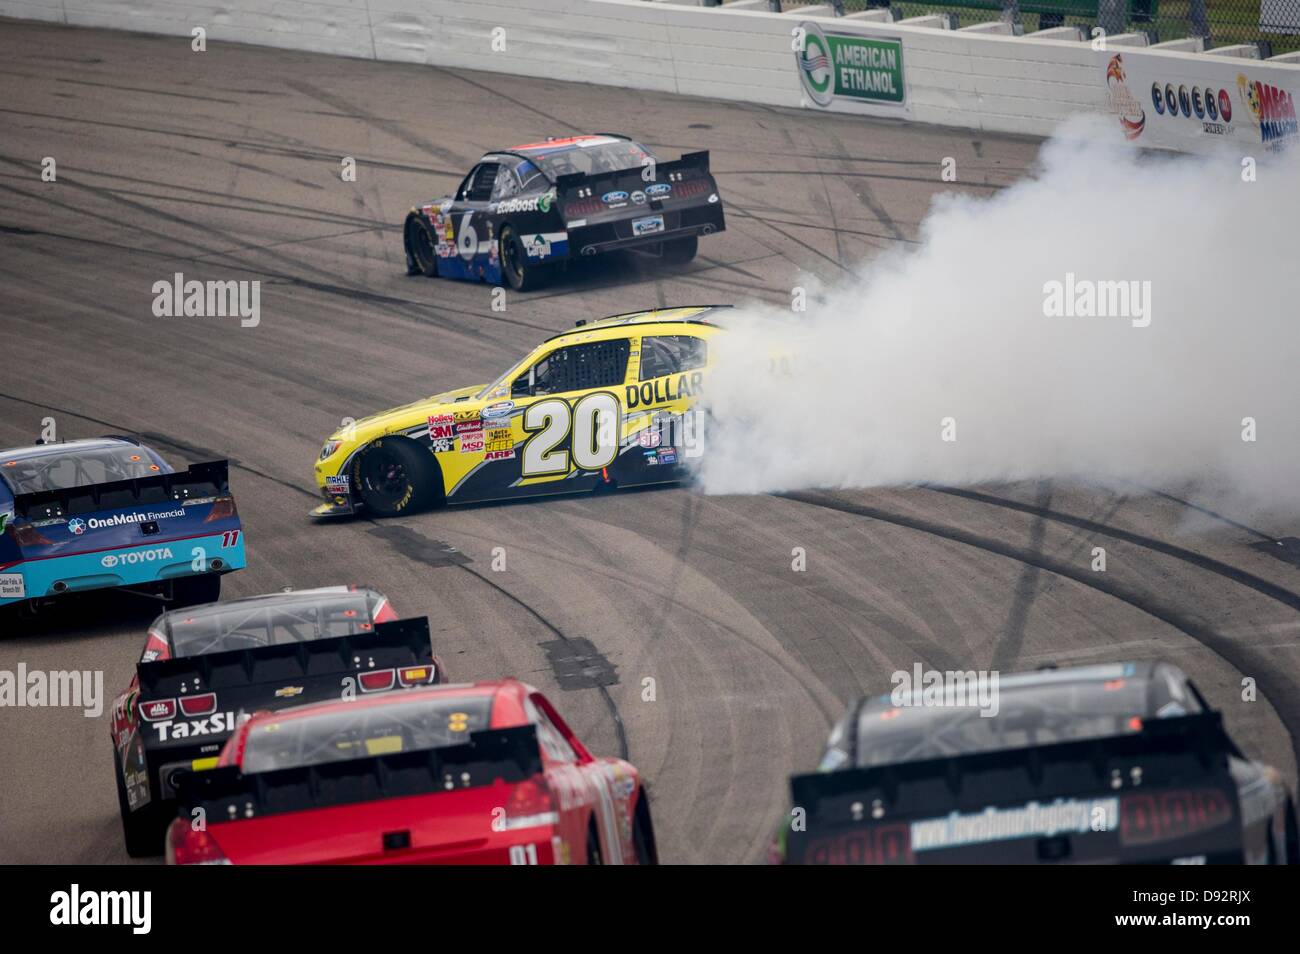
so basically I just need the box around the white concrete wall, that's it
[4,0,1297,153]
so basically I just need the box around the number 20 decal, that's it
[522,392,620,478]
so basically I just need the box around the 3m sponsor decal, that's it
[798,21,905,108]
[101,547,174,569]
[428,413,454,442]
[0,574,26,599]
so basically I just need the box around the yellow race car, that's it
[312,306,725,517]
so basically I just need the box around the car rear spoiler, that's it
[553,150,713,194]
[138,615,436,701]
[174,723,542,821]
[787,712,1244,864]
[12,460,232,521]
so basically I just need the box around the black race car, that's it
[402,134,725,291]
[774,661,1299,865]
[109,585,443,856]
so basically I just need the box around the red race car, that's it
[111,585,443,857]
[166,679,658,865]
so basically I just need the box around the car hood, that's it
[331,384,487,441]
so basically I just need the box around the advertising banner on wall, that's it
[795,20,910,117]
[1103,50,1298,154]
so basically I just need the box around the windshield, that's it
[164,591,379,659]
[1,445,161,495]
[851,679,1166,769]
[241,693,495,773]
[526,140,657,180]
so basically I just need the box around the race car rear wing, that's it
[174,723,542,822]
[135,616,438,742]
[553,151,716,210]
[11,460,231,521]
[786,712,1244,865]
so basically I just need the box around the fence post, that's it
[1001,0,1024,30]
[1097,0,1126,35]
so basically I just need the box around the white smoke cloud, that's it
[697,119,1300,518]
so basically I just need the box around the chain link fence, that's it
[735,0,1300,54]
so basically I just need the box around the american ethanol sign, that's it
[796,21,905,109]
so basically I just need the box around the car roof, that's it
[152,585,381,629]
[0,437,139,462]
[502,134,631,156]
[243,678,533,727]
[543,305,729,343]
[863,661,1168,713]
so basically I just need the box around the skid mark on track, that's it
[779,489,1300,777]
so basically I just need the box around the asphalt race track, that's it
[2,19,1298,864]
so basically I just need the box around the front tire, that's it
[662,235,698,265]
[405,213,439,278]
[500,224,546,291]
[354,439,440,517]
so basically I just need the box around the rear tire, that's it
[632,791,658,865]
[405,213,439,278]
[171,573,221,608]
[500,224,546,291]
[662,235,698,265]
[1285,796,1299,865]
[354,439,440,517]
[115,753,164,858]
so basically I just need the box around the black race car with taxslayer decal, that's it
[108,585,444,856]
[772,662,1299,865]
[403,134,725,291]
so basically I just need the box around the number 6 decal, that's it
[522,392,620,478]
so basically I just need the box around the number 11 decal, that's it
[521,392,620,478]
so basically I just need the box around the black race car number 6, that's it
[522,392,620,478]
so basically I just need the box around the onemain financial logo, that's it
[74,508,186,533]
[797,21,905,109]
[50,884,150,935]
